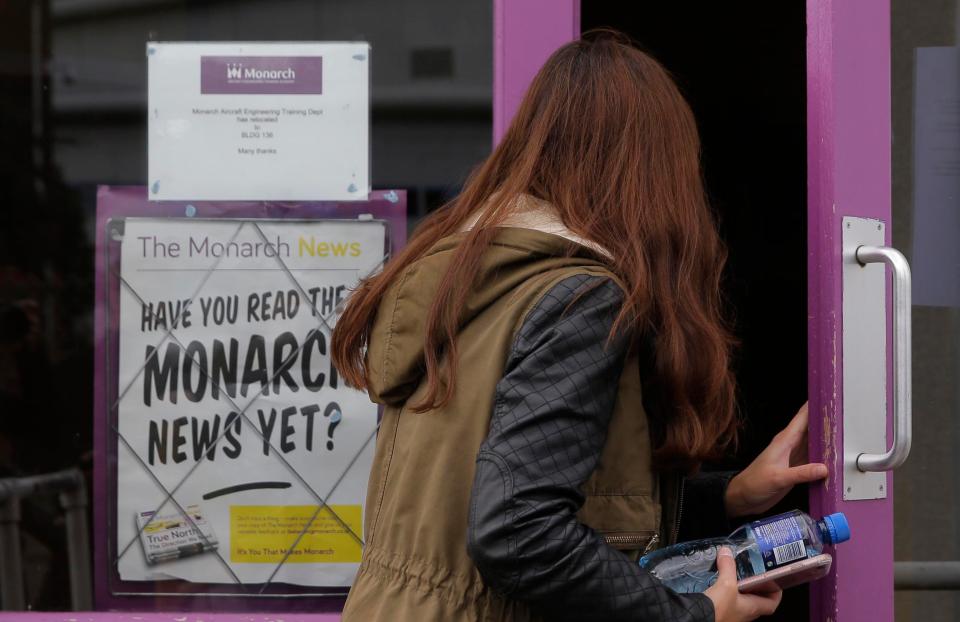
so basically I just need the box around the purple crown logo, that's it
[226,63,243,80]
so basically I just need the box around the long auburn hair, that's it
[333,31,738,470]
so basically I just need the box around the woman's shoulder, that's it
[508,270,628,358]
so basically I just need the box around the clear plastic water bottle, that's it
[638,510,850,593]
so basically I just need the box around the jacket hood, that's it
[365,227,611,406]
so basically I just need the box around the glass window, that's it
[892,0,960,619]
[0,0,491,611]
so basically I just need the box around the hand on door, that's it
[724,402,829,518]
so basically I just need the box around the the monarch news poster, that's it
[115,217,383,586]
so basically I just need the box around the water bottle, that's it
[638,510,850,593]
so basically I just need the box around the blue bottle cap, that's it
[822,512,851,544]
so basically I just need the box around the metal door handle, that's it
[853,245,912,472]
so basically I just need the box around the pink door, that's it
[495,1,905,620]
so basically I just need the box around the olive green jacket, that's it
[341,227,714,621]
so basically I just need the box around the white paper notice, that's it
[115,218,382,587]
[148,42,369,201]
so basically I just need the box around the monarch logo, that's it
[201,55,321,94]
[226,62,296,82]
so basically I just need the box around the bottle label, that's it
[750,514,809,570]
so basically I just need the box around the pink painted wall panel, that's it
[493,0,579,141]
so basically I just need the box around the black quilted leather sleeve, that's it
[466,274,715,622]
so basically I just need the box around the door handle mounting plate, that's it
[841,216,888,500]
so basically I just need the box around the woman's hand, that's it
[705,547,782,621]
[724,402,829,519]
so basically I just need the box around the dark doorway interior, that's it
[582,3,808,620]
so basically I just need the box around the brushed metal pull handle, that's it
[853,245,912,472]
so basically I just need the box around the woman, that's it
[333,31,828,622]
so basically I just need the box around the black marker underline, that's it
[202,481,293,500]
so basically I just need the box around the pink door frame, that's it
[806,1,894,620]
[493,1,895,621]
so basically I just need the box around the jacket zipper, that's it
[671,477,686,545]
[603,533,660,552]
[603,534,656,546]
[642,533,660,555]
